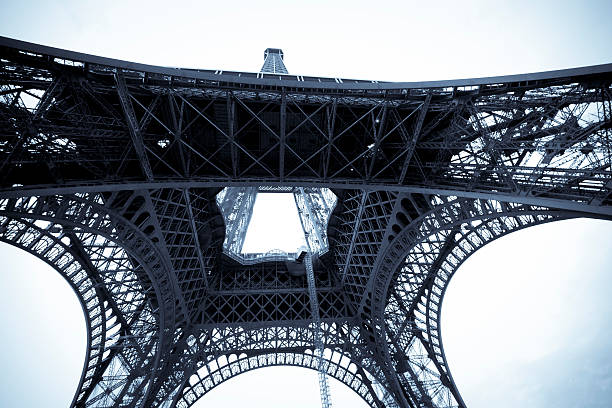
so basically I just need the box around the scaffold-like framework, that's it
[0,35,610,407]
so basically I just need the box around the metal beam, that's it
[3,180,610,217]
[115,70,154,181]
[341,191,369,285]
[183,189,209,290]
[399,93,431,185]
[280,91,286,181]
[2,36,611,93]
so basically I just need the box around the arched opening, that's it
[191,366,369,408]
[216,187,337,260]
[442,218,612,407]
[1,217,610,407]
[0,242,87,407]
[242,192,306,253]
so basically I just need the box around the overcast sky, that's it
[0,1,611,407]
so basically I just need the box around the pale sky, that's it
[0,1,611,407]
[242,193,306,253]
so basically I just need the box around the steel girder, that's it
[216,186,257,255]
[362,197,585,407]
[0,36,611,408]
[294,187,338,254]
[1,37,611,216]
[0,193,176,407]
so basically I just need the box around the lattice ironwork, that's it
[0,35,610,408]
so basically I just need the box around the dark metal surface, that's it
[1,35,610,90]
[0,36,610,407]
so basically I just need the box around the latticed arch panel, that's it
[387,211,568,394]
[367,196,588,407]
[145,320,399,407]
[0,217,104,406]
[1,38,610,214]
[0,193,178,407]
[175,351,380,408]
[0,37,610,408]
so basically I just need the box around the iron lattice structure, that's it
[0,36,611,408]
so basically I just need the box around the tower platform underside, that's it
[0,36,610,408]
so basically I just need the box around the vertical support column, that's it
[294,187,336,254]
[218,187,258,254]
[398,93,431,185]
[324,99,337,180]
[227,92,237,178]
[115,70,154,181]
[183,188,209,290]
[295,187,333,408]
[280,91,287,181]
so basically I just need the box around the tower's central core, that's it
[242,192,305,253]
[216,187,337,263]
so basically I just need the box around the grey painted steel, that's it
[304,252,333,408]
[2,182,610,216]
[261,48,289,75]
[0,36,611,408]
[1,36,610,91]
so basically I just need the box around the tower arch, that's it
[366,196,602,406]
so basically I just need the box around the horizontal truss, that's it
[0,36,610,408]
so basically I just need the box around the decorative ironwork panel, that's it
[0,36,610,408]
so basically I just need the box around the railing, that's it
[223,249,298,265]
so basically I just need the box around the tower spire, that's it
[261,48,288,74]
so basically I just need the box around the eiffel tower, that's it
[0,36,610,408]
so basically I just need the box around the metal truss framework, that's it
[0,36,611,407]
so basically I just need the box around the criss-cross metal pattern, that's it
[261,48,288,75]
[0,35,611,408]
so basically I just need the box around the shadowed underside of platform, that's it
[0,36,610,408]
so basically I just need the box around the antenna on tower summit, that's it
[261,48,288,74]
